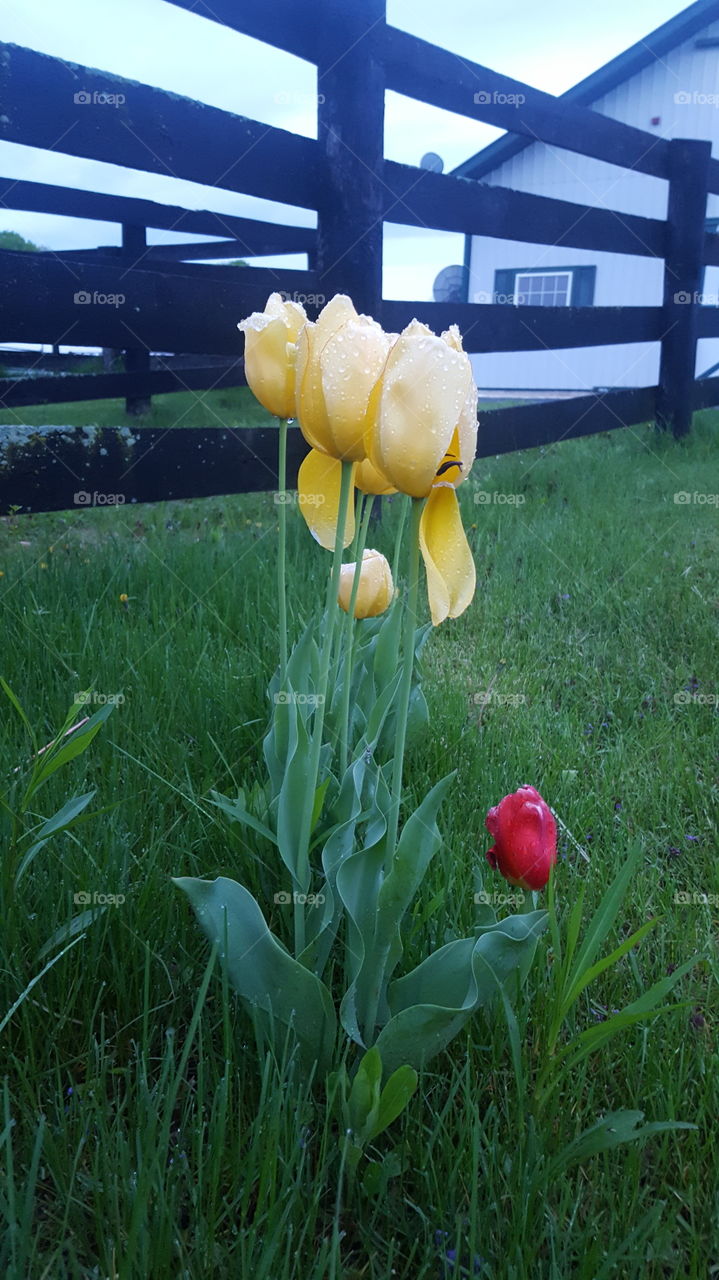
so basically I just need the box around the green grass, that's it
[0,410,718,1278]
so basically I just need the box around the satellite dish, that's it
[420,152,444,173]
[433,264,468,304]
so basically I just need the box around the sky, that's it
[0,0,692,318]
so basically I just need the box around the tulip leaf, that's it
[354,774,454,1041]
[209,789,277,846]
[173,875,336,1077]
[276,689,313,892]
[367,1064,418,1141]
[374,910,548,1077]
[546,1110,696,1182]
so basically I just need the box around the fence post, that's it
[315,0,386,318]
[121,222,151,416]
[656,138,712,439]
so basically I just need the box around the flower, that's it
[365,320,479,625]
[485,785,557,890]
[238,292,307,419]
[338,549,393,618]
[295,295,394,462]
[119,593,129,607]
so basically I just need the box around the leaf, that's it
[24,701,115,800]
[14,791,97,885]
[1,677,36,750]
[353,774,454,1042]
[36,907,105,961]
[563,841,643,1001]
[560,917,658,1018]
[275,692,313,891]
[546,1110,696,1181]
[209,790,277,845]
[173,875,336,1078]
[348,1045,382,1138]
[367,1064,418,1141]
[374,910,548,1077]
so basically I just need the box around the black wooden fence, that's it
[1,0,718,514]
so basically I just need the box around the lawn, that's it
[1,408,717,1278]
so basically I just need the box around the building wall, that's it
[468,20,719,390]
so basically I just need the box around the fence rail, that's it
[1,0,718,515]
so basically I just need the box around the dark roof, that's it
[452,0,719,180]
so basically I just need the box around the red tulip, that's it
[485,785,557,890]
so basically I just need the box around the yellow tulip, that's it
[238,292,307,419]
[297,450,355,550]
[355,456,397,496]
[338,549,394,618]
[295,295,393,462]
[365,319,479,626]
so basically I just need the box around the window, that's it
[492,265,596,306]
[514,271,572,306]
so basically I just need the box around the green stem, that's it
[339,494,375,774]
[277,416,288,684]
[391,493,410,582]
[385,496,425,871]
[294,459,354,958]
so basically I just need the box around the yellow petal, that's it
[419,485,476,625]
[297,449,356,550]
[338,548,394,618]
[238,293,306,419]
[320,316,392,460]
[354,456,397,496]
[295,295,358,455]
[373,323,474,497]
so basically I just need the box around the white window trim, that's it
[513,270,573,306]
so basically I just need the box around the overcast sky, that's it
[0,0,689,308]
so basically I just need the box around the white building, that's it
[453,0,719,391]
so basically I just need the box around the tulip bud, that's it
[485,785,557,891]
[238,292,307,419]
[338,549,393,618]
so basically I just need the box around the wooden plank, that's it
[694,375,719,409]
[315,0,386,314]
[381,301,664,352]
[0,425,310,515]
[0,43,320,209]
[0,250,320,354]
[477,386,658,456]
[382,161,666,257]
[0,362,246,408]
[163,0,318,63]
[656,139,713,437]
[381,25,670,180]
[703,232,719,267]
[0,178,316,252]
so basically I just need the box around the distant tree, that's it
[228,259,249,267]
[0,230,45,252]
